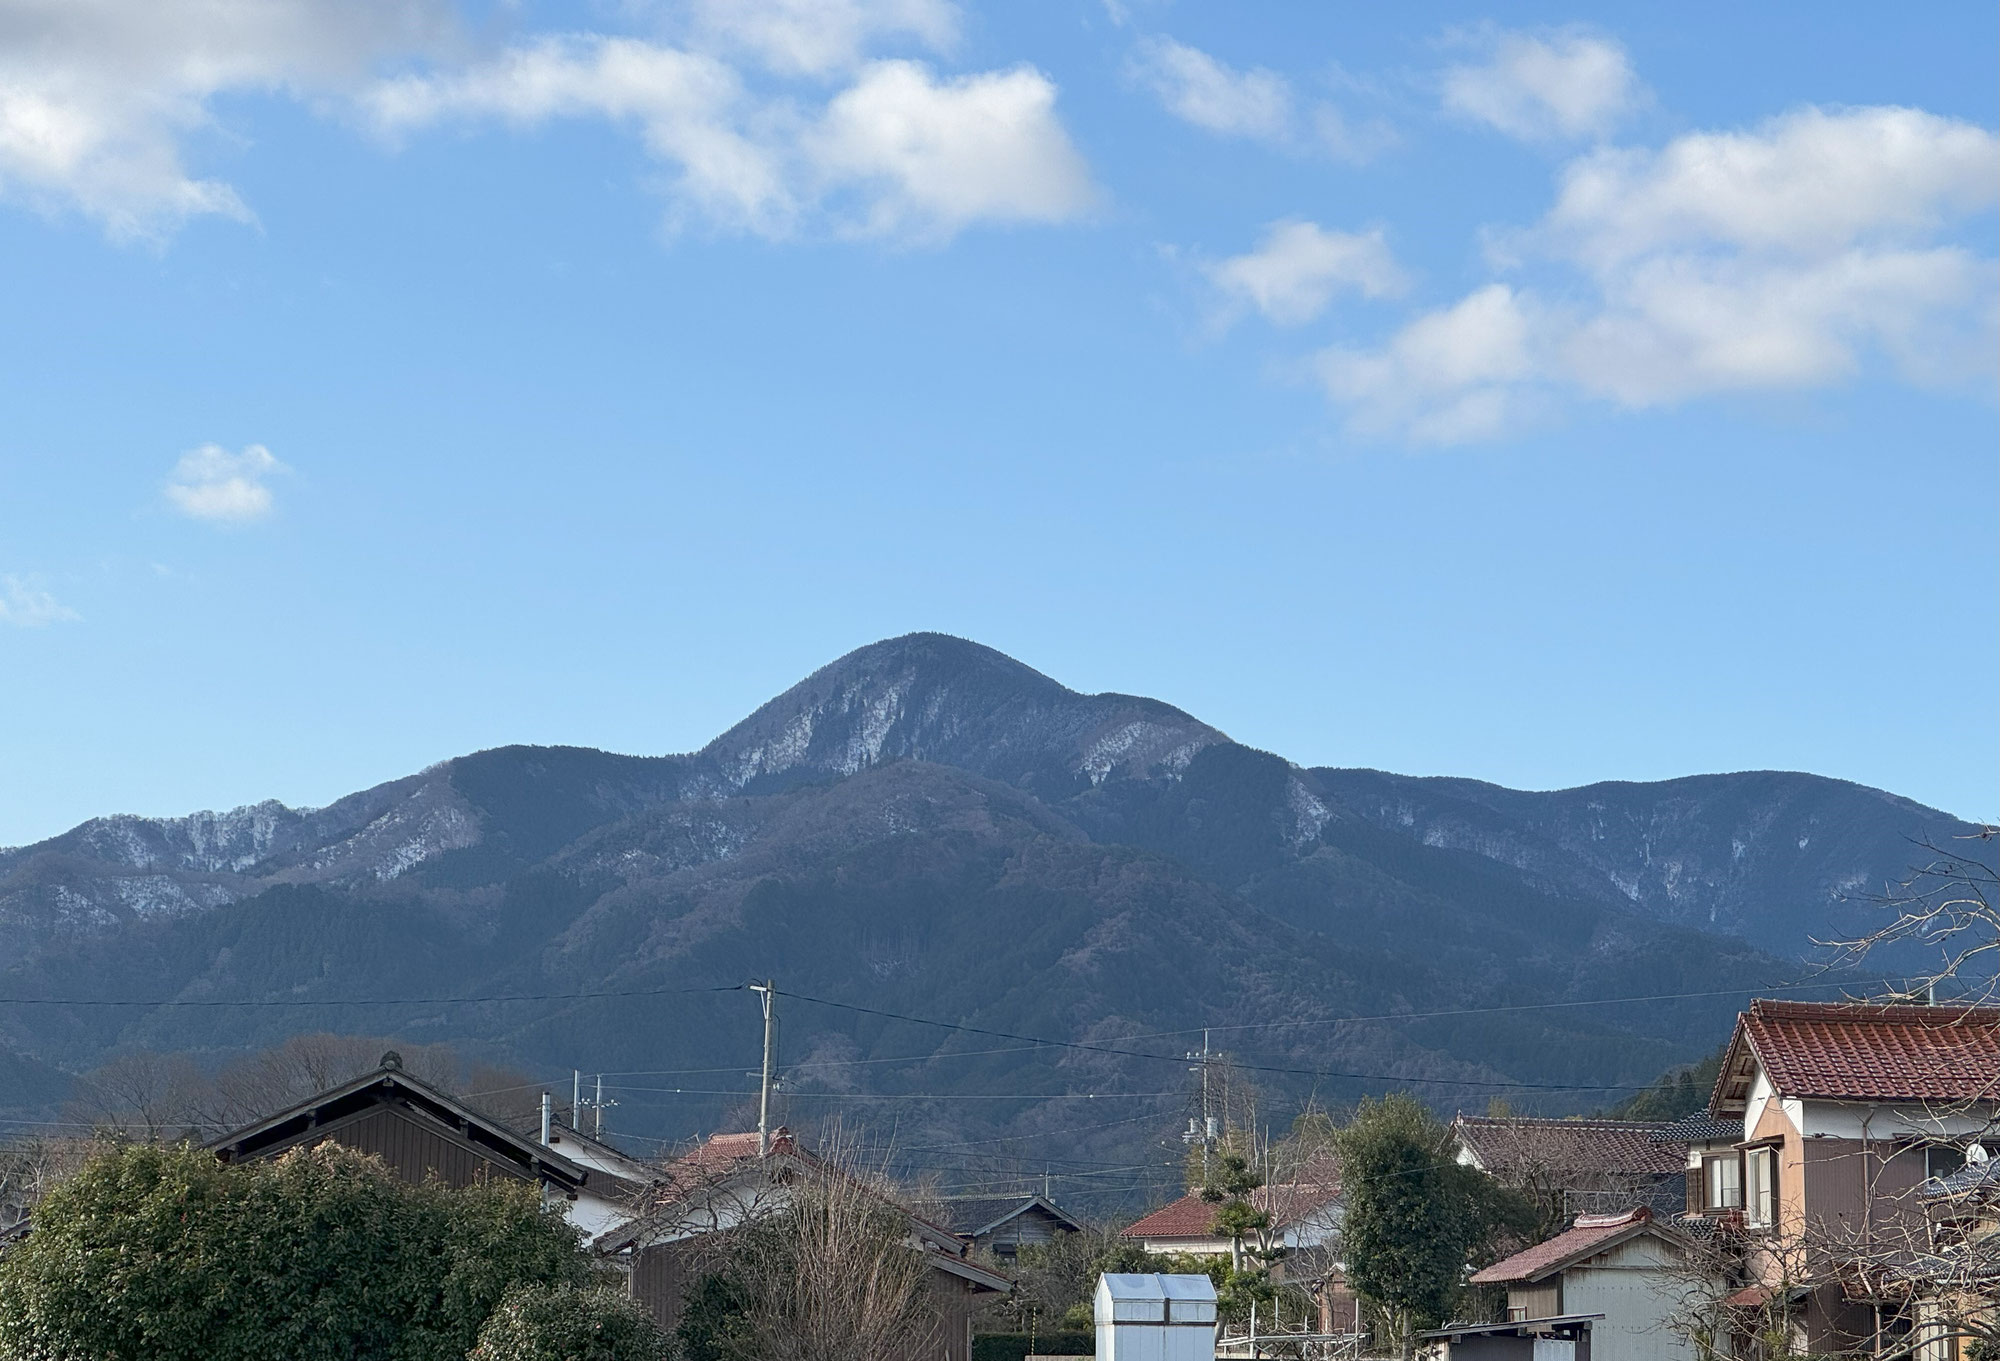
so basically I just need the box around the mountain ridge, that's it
[1,633,1985,1208]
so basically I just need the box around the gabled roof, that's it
[1469,1207,1676,1285]
[1120,1180,1341,1241]
[544,1122,663,1196]
[1710,1000,2000,1112]
[1453,1116,1685,1178]
[207,1058,587,1194]
[931,1193,1086,1238]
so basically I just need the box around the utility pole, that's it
[539,1092,552,1146]
[1184,1028,1216,1182]
[594,1075,606,1137]
[750,979,777,1155]
[573,1070,582,1129]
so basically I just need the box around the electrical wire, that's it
[0,983,748,1008]
[769,988,1679,1092]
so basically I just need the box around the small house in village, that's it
[1466,1207,1692,1361]
[1120,1179,1343,1258]
[930,1192,1084,1261]
[208,1052,589,1201]
[593,1128,1011,1361]
[1121,1165,1358,1335]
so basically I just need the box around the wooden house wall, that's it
[1800,1138,1928,1244]
[1508,1281,1561,1321]
[281,1106,534,1190]
[977,1206,1069,1257]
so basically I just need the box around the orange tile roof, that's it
[1469,1208,1658,1285]
[1120,1180,1341,1240]
[1725,1000,2000,1105]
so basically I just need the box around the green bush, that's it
[467,1284,667,1361]
[971,1331,1095,1361]
[0,1142,594,1361]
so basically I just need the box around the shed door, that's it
[1533,1338,1576,1361]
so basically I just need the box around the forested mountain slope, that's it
[2,634,1981,1206]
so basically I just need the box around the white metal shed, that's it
[1096,1273,1218,1361]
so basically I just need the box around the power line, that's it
[0,983,748,1008]
[606,1085,1187,1102]
[771,988,1677,1092]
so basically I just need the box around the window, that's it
[1925,1144,1966,1180]
[1704,1154,1743,1210]
[1745,1146,1779,1228]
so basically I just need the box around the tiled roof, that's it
[1120,1180,1340,1240]
[1453,1116,1686,1178]
[930,1194,1084,1237]
[1720,1001,2000,1107]
[1469,1208,1660,1285]
[1650,1113,1739,1144]
[1923,1157,1999,1200]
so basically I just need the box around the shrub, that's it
[0,1142,593,1361]
[467,1283,668,1361]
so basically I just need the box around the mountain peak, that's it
[699,634,1225,795]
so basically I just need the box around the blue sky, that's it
[1,0,1995,846]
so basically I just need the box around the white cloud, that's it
[689,0,956,77]
[1544,105,2000,267]
[1129,36,1390,163]
[1129,36,1292,142]
[1208,220,1406,326]
[365,36,795,236]
[0,0,1088,246]
[1318,285,1542,443]
[164,442,286,523]
[808,60,1095,238]
[370,44,1094,242]
[1441,29,1639,142]
[0,574,79,627]
[1316,105,1999,441]
[0,0,453,238]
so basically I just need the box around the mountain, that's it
[0,634,1984,1211]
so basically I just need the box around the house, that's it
[208,1051,589,1203]
[592,1127,1010,1361]
[1121,1169,1357,1334]
[1120,1180,1342,1258]
[542,1119,670,1241]
[1698,999,2000,1357]
[929,1192,1084,1261]
[1467,1206,1696,1361]
[1453,1115,1689,1222]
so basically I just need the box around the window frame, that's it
[1702,1152,1744,1211]
[1743,1143,1780,1229]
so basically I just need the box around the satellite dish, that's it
[1966,1143,1990,1166]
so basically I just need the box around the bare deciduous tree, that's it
[0,1137,94,1232]
[729,1138,941,1361]
[1827,828,1999,1007]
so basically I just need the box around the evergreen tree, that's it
[1334,1095,1535,1358]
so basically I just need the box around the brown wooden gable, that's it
[210,1065,586,1196]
